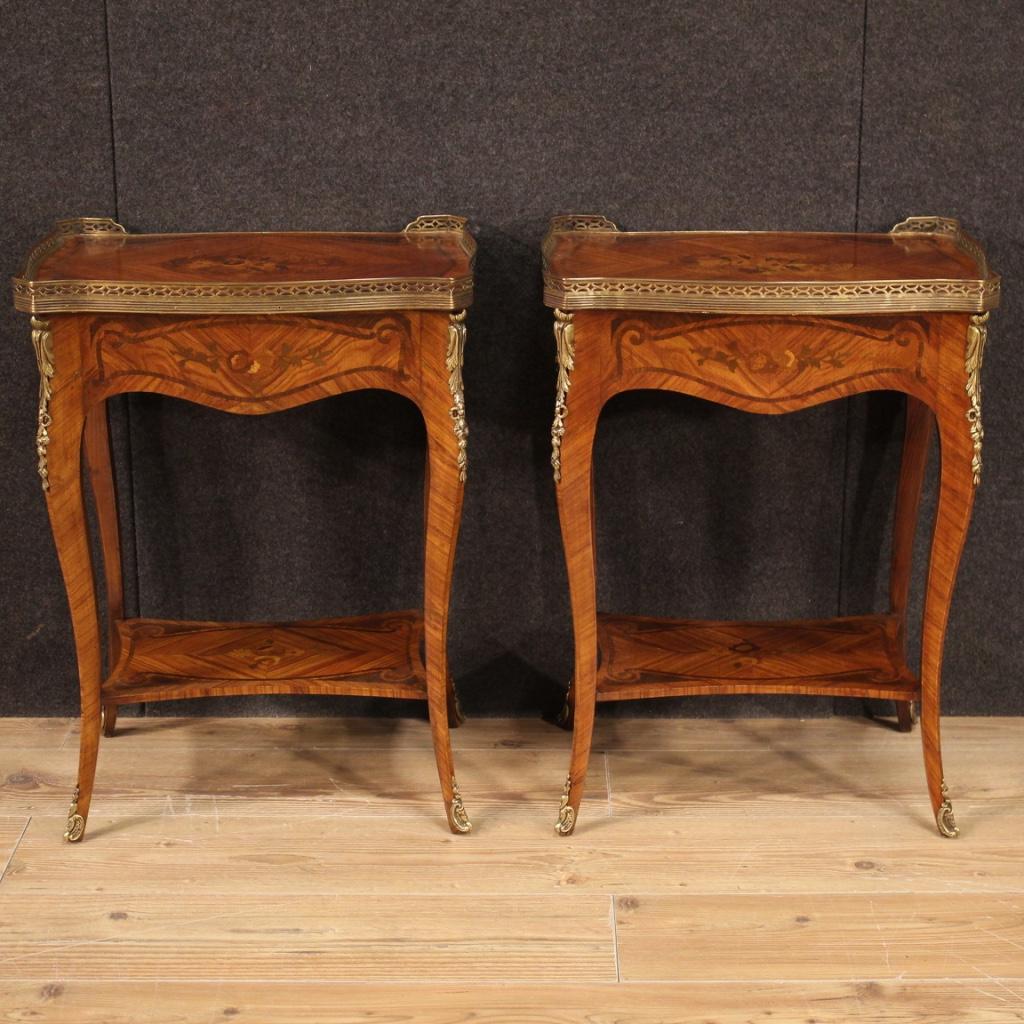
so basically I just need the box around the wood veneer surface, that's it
[545,229,985,284]
[28,230,472,285]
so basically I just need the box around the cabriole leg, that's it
[889,395,933,734]
[35,319,103,842]
[101,704,118,737]
[421,311,471,834]
[446,675,465,728]
[919,315,986,837]
[84,401,125,738]
[895,701,916,733]
[555,678,575,729]
[551,310,600,835]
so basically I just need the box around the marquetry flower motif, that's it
[165,255,290,275]
[229,637,306,671]
[688,253,855,277]
[690,340,845,376]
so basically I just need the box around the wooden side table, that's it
[13,215,476,840]
[543,214,1000,837]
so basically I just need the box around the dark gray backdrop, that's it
[2,1,1021,718]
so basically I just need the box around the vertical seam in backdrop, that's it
[101,0,145,715]
[834,0,870,713]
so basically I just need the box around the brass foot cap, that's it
[555,811,576,836]
[936,801,960,838]
[556,774,576,835]
[446,777,472,834]
[446,803,472,834]
[64,815,85,842]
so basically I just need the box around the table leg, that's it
[34,319,103,842]
[889,395,933,732]
[421,311,471,834]
[84,401,124,737]
[422,451,464,729]
[551,310,600,836]
[555,677,575,729]
[918,315,986,837]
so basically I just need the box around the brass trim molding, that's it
[555,774,576,835]
[404,214,477,261]
[965,312,988,486]
[550,310,575,483]
[31,316,55,491]
[890,215,990,279]
[18,217,126,283]
[548,214,620,233]
[14,276,475,315]
[404,214,468,233]
[14,216,474,314]
[64,786,85,842]
[446,310,469,482]
[936,778,959,838]
[54,217,126,235]
[541,215,619,263]
[447,776,472,833]
[542,275,999,315]
[542,214,998,314]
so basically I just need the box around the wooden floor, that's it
[0,714,1022,1022]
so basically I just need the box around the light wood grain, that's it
[1,980,1020,1024]
[607,739,1021,818]
[0,719,73,749]
[0,746,609,818]
[0,817,29,881]
[2,716,1021,1021]
[0,893,615,982]
[616,893,1024,981]
[6,811,1024,897]
[56,714,1023,750]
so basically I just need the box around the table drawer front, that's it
[92,313,412,401]
[612,314,930,403]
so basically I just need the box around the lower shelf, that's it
[103,611,427,705]
[596,613,918,702]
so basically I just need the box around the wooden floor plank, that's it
[615,893,1024,981]
[0,817,29,882]
[0,894,615,982]
[6,811,1024,896]
[2,716,1022,1022]
[60,713,1024,750]
[0,980,1020,1023]
[6,720,1014,820]
[0,746,608,818]
[607,741,1020,817]
[0,718,72,749]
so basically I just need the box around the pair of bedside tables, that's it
[13,214,999,842]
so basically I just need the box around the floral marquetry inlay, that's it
[613,315,929,403]
[116,615,425,688]
[93,314,411,402]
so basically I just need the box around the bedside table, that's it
[543,214,999,837]
[14,214,475,840]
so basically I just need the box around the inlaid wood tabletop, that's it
[543,214,999,313]
[13,215,474,314]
